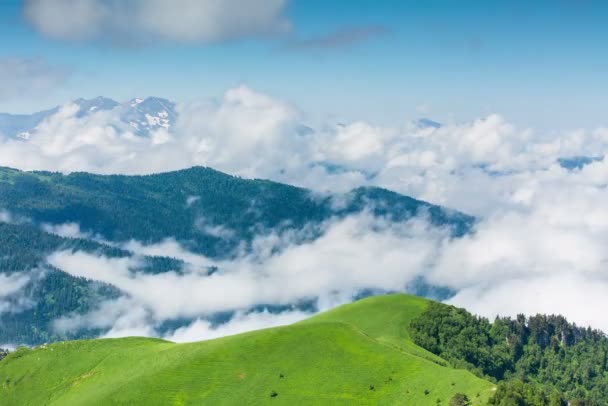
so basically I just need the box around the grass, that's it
[0,294,494,405]
[301,293,448,365]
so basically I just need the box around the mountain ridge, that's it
[0,96,176,139]
[0,294,494,405]
[0,165,471,346]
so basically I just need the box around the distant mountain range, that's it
[0,96,447,142]
[0,96,177,139]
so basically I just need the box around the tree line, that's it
[410,302,608,405]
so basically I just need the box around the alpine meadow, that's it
[2,1,608,405]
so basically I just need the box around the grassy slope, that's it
[0,295,494,405]
[301,294,448,365]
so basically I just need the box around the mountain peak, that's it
[120,97,176,135]
[0,96,176,139]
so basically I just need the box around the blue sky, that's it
[1,0,607,129]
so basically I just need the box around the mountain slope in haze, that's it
[0,294,494,405]
[0,221,184,345]
[0,166,472,346]
[0,166,473,258]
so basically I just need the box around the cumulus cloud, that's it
[23,0,290,44]
[4,85,608,337]
[5,86,608,219]
[447,274,608,332]
[49,213,446,340]
[0,87,306,177]
[430,178,608,331]
[0,274,30,300]
[43,159,608,337]
[0,58,68,102]
[0,273,32,315]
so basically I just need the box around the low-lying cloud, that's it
[3,86,607,219]
[3,85,608,339]
[0,273,33,315]
[49,213,444,340]
[47,194,608,339]
[165,310,310,343]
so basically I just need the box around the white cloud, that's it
[123,238,214,268]
[429,178,608,332]
[0,58,68,102]
[4,85,608,337]
[165,310,309,343]
[48,213,446,336]
[186,195,200,207]
[195,217,235,240]
[47,177,608,338]
[0,87,308,178]
[0,273,32,315]
[0,210,12,223]
[24,0,289,44]
[0,273,29,299]
[42,222,89,239]
[447,273,608,332]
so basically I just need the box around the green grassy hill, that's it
[0,294,494,405]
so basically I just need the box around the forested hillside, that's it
[0,166,472,257]
[410,302,608,404]
[0,222,186,344]
[0,166,471,345]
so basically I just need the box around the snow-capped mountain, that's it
[0,96,177,139]
[121,97,176,136]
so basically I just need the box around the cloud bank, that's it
[49,213,443,340]
[23,0,290,44]
[3,86,608,340]
[0,273,33,315]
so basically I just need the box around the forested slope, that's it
[411,302,608,404]
[0,166,471,345]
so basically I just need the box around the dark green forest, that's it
[0,166,471,345]
[0,222,187,344]
[410,302,608,405]
[0,166,472,258]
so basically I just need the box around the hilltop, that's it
[0,294,493,405]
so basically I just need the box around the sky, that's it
[3,0,608,341]
[1,0,607,130]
